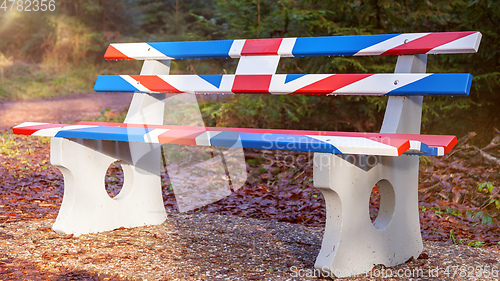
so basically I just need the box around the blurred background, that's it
[0,0,498,143]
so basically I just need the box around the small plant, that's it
[468,241,485,247]
[478,181,494,193]
[419,155,433,166]
[473,211,494,225]
[477,182,500,210]
[445,207,463,217]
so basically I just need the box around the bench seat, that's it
[14,121,455,156]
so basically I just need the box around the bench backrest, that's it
[104,32,481,60]
[94,31,482,135]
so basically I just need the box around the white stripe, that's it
[333,74,431,95]
[409,140,421,151]
[121,75,152,93]
[219,75,235,93]
[307,135,399,156]
[159,76,221,93]
[195,131,222,146]
[235,55,280,74]
[269,74,332,94]
[111,43,173,60]
[428,32,482,54]
[228,40,246,58]
[278,38,297,57]
[33,125,97,137]
[354,33,429,56]
[437,147,444,156]
[144,129,169,143]
[14,122,49,128]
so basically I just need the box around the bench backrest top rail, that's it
[104,31,481,60]
[94,73,472,96]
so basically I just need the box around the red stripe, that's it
[382,31,476,55]
[104,45,133,60]
[158,129,206,145]
[241,38,283,56]
[232,75,273,94]
[294,74,373,94]
[129,75,180,92]
[13,124,67,135]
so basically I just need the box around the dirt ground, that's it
[0,93,133,130]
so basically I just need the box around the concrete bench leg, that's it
[50,137,167,236]
[313,153,422,278]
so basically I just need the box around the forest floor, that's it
[0,94,498,280]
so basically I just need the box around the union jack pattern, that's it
[104,31,481,60]
[13,122,457,156]
[93,73,472,96]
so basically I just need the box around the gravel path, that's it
[0,211,498,280]
[0,93,133,130]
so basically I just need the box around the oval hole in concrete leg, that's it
[370,179,395,230]
[105,161,124,198]
[369,185,381,224]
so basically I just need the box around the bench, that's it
[13,31,481,278]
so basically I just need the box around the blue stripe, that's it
[210,132,340,153]
[199,75,224,88]
[94,76,138,92]
[55,127,153,142]
[148,41,234,59]
[285,74,305,84]
[209,131,241,148]
[387,74,472,96]
[292,34,399,57]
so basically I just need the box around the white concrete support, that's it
[51,60,170,235]
[313,55,427,277]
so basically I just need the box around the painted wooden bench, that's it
[13,31,481,278]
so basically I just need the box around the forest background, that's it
[0,0,498,142]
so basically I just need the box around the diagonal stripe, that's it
[387,74,472,96]
[148,40,234,59]
[285,74,305,84]
[144,129,170,143]
[292,34,399,57]
[428,32,482,54]
[354,33,428,56]
[129,75,179,92]
[382,31,477,55]
[158,127,207,145]
[55,126,154,142]
[307,135,400,156]
[94,75,139,92]
[294,74,373,94]
[199,75,223,88]
[104,45,132,60]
